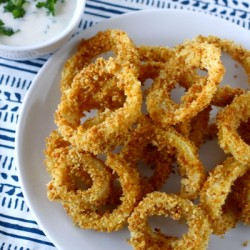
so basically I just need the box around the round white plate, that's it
[16,9,250,250]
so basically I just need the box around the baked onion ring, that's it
[55,58,142,155]
[147,40,225,126]
[60,29,140,92]
[154,126,206,200]
[44,29,250,247]
[128,192,211,250]
[180,35,249,107]
[217,91,250,165]
[118,115,173,197]
[200,157,249,235]
[232,169,250,225]
[44,130,111,210]
[138,45,174,63]
[238,118,250,145]
[63,153,141,232]
[195,35,250,82]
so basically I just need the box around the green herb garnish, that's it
[0,19,16,36]
[3,0,27,18]
[0,0,63,36]
[36,0,58,16]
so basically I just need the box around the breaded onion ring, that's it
[180,35,249,108]
[211,85,245,107]
[137,46,174,90]
[44,30,250,247]
[217,91,250,165]
[154,126,206,200]
[118,115,173,197]
[63,153,141,232]
[176,105,212,148]
[138,45,174,63]
[232,170,250,225]
[200,157,249,235]
[128,192,211,250]
[44,131,111,209]
[147,40,225,126]
[60,29,140,92]
[238,118,250,145]
[55,58,142,154]
[196,35,250,82]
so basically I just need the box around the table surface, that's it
[1,0,250,249]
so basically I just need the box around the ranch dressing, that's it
[0,0,76,47]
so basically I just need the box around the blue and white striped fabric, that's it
[1,0,250,249]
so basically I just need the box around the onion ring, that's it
[232,169,250,225]
[55,58,142,155]
[128,192,211,250]
[63,153,141,232]
[200,157,249,235]
[176,105,212,148]
[44,30,250,246]
[146,40,225,126]
[180,35,249,108]
[195,35,250,82]
[118,115,173,197]
[60,29,140,92]
[44,130,111,209]
[217,91,250,165]
[238,118,250,145]
[138,45,174,63]
[154,126,206,200]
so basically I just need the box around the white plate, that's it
[16,9,250,250]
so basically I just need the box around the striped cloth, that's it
[0,0,250,249]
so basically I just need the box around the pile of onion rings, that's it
[44,29,250,249]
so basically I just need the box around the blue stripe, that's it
[0,135,15,142]
[0,213,37,225]
[0,230,54,247]
[0,221,46,237]
[0,144,14,149]
[0,63,38,74]
[16,60,45,69]
[84,10,110,18]
[88,0,140,11]
[36,58,47,63]
[86,3,125,15]
[86,0,138,10]
[0,128,15,133]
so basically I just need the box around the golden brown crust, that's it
[200,157,248,235]
[128,192,211,250]
[60,29,140,92]
[55,58,142,155]
[44,30,250,248]
[44,130,111,209]
[63,153,141,232]
[146,40,225,126]
[217,92,250,165]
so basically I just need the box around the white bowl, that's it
[0,0,85,60]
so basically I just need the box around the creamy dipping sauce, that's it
[0,0,76,47]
